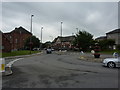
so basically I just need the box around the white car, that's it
[103,57,120,68]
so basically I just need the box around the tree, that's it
[73,30,93,51]
[98,39,115,50]
[42,41,52,49]
[24,36,40,50]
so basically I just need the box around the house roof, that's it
[53,36,75,43]
[11,26,32,35]
[106,28,120,34]
[95,36,107,40]
[52,37,58,43]
[0,30,11,43]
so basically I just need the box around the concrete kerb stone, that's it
[2,67,13,76]
[3,52,42,76]
[78,53,112,63]
[78,56,104,63]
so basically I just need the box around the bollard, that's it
[58,50,62,55]
[80,51,85,59]
[113,52,118,58]
[0,58,5,73]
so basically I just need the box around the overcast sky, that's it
[1,2,118,42]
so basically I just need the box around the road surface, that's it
[2,51,119,88]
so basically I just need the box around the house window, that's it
[10,36,12,39]
[2,46,4,49]
[0,46,4,49]
[16,39,18,43]
[0,46,2,49]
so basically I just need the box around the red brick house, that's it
[52,36,75,50]
[0,31,11,52]
[3,26,32,52]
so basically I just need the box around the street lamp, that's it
[49,36,53,41]
[72,33,74,36]
[76,28,78,33]
[49,36,53,48]
[40,27,43,50]
[60,21,63,51]
[30,15,34,33]
[30,14,34,54]
[61,21,63,37]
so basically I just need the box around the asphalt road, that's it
[2,51,119,88]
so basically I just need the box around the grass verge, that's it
[100,50,120,55]
[1,50,40,57]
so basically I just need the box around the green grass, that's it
[100,50,120,55]
[85,49,120,55]
[1,50,40,57]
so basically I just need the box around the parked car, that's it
[46,48,52,54]
[102,57,120,68]
[33,48,40,51]
[51,48,55,51]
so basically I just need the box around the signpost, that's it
[0,58,5,73]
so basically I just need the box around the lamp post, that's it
[49,36,53,48]
[40,27,43,50]
[30,15,34,54]
[61,21,63,37]
[76,28,78,33]
[72,33,74,36]
[60,21,63,50]
[49,36,53,41]
[30,15,34,33]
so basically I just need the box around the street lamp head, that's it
[61,21,63,24]
[41,27,43,29]
[31,15,34,17]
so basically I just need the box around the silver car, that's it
[103,57,120,68]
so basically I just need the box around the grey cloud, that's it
[2,2,118,42]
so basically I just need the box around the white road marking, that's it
[6,58,24,67]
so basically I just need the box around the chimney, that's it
[15,27,18,30]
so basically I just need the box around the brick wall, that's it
[2,34,11,52]
[10,32,31,51]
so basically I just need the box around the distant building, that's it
[95,28,120,50]
[52,36,75,50]
[2,26,32,52]
[95,36,107,42]
[106,28,120,45]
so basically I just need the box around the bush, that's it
[117,45,120,50]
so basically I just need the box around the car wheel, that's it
[107,62,116,68]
